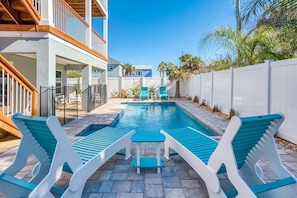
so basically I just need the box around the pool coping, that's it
[63,99,228,139]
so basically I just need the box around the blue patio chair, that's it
[161,113,297,198]
[159,86,169,100]
[0,113,134,198]
[140,87,148,100]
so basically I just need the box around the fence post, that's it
[199,74,202,101]
[211,70,214,108]
[120,76,124,97]
[265,60,272,114]
[230,67,234,112]
[141,76,145,87]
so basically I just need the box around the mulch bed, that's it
[192,100,297,152]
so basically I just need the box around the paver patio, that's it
[0,99,296,198]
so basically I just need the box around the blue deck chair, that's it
[0,113,134,198]
[159,86,169,100]
[140,87,148,100]
[161,113,297,198]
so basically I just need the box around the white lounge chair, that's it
[161,113,297,198]
[68,91,82,104]
[0,113,134,198]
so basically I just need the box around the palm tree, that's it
[122,63,135,77]
[157,62,167,77]
[201,27,242,66]
[179,54,203,74]
[165,62,190,98]
[242,0,297,32]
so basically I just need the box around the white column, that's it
[101,70,107,85]
[85,0,92,48]
[40,0,54,26]
[104,17,108,56]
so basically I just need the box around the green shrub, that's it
[121,89,127,98]
[149,86,155,98]
[110,89,119,98]
[131,81,141,98]
[212,104,219,112]
[193,96,199,103]
[201,99,206,106]
[229,108,235,119]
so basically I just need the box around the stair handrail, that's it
[0,54,39,116]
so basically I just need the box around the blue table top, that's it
[131,133,166,142]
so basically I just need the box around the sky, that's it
[106,0,237,76]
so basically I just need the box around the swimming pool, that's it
[78,102,215,136]
[113,102,214,135]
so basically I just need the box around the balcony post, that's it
[85,0,92,48]
[40,0,54,26]
[104,17,108,56]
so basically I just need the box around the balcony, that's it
[0,0,107,58]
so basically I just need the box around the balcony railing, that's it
[30,0,107,57]
[99,0,107,11]
[92,30,107,56]
[53,0,88,43]
[31,0,41,13]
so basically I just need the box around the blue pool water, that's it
[111,102,215,136]
[78,102,215,136]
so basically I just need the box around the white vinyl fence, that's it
[183,58,297,143]
[107,77,176,98]
[106,58,297,143]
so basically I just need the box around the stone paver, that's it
[0,98,297,198]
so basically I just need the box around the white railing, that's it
[92,30,106,56]
[0,56,38,117]
[31,0,41,13]
[1,71,32,116]
[53,0,88,43]
[99,0,107,12]
[29,0,107,56]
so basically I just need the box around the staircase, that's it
[0,55,38,138]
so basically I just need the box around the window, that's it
[108,65,114,71]
[136,71,142,76]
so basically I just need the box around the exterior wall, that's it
[2,54,37,86]
[108,64,121,77]
[0,33,107,88]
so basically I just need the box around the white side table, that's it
[131,133,165,174]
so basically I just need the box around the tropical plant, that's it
[122,63,135,77]
[130,81,141,98]
[242,0,297,32]
[201,26,243,66]
[179,53,203,74]
[165,62,190,98]
[121,89,127,98]
[110,89,119,98]
[67,70,82,78]
[148,86,155,98]
[157,62,167,77]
